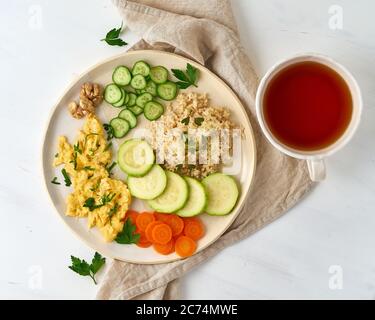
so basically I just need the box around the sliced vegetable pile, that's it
[118,138,240,217]
[125,210,205,257]
[104,60,192,139]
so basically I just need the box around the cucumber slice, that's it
[110,117,130,138]
[177,177,207,217]
[132,61,150,77]
[136,92,153,108]
[147,171,189,213]
[128,105,143,116]
[127,93,137,107]
[142,80,157,96]
[117,139,155,176]
[119,109,137,128]
[130,74,147,90]
[112,88,127,107]
[150,66,168,84]
[123,92,130,106]
[157,81,177,101]
[112,66,132,86]
[201,173,239,216]
[128,165,167,200]
[104,84,122,104]
[144,101,164,121]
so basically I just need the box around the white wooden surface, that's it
[1,0,374,299]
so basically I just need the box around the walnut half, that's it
[80,82,102,106]
[68,82,103,119]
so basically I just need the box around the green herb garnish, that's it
[83,193,116,211]
[108,203,119,218]
[104,141,113,151]
[68,252,105,285]
[54,153,59,158]
[103,124,115,141]
[181,117,190,125]
[115,219,140,244]
[83,166,95,171]
[101,22,127,47]
[90,180,101,192]
[172,63,199,89]
[51,177,61,185]
[84,133,99,147]
[106,162,117,176]
[71,142,82,170]
[194,117,204,126]
[61,169,72,186]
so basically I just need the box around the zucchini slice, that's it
[128,165,167,200]
[177,177,207,217]
[147,171,189,213]
[117,139,155,176]
[201,173,239,215]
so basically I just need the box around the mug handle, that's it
[307,159,326,181]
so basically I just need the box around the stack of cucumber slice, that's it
[118,139,240,217]
[104,61,179,139]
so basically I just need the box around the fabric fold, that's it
[97,0,313,300]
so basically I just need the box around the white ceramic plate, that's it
[42,50,256,264]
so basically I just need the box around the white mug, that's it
[255,53,362,181]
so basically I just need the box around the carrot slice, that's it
[136,212,155,232]
[145,221,163,242]
[125,210,139,224]
[182,216,200,224]
[151,223,172,245]
[164,215,184,237]
[136,232,152,248]
[183,219,205,240]
[154,213,170,222]
[175,236,197,258]
[153,239,174,255]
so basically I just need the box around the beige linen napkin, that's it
[97,0,314,300]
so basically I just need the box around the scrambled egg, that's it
[53,114,131,242]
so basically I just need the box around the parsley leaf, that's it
[51,177,60,185]
[101,22,128,47]
[194,117,204,126]
[83,197,96,211]
[90,252,106,275]
[171,63,199,89]
[103,124,115,141]
[68,252,105,285]
[181,117,190,125]
[115,219,140,244]
[61,169,72,186]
